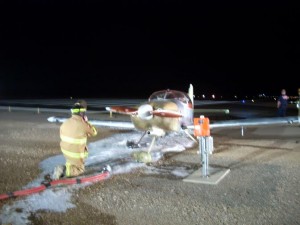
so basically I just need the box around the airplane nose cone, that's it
[138,104,153,120]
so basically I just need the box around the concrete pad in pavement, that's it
[183,167,230,185]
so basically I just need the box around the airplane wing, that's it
[47,116,135,129]
[48,115,299,132]
[187,116,299,130]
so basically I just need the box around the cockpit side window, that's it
[148,91,165,101]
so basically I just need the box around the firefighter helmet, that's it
[71,99,87,115]
[74,99,87,109]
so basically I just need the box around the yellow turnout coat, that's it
[60,114,98,177]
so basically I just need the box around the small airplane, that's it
[47,84,299,162]
[105,84,197,150]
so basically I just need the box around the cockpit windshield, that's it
[148,89,192,104]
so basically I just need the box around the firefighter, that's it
[52,99,98,180]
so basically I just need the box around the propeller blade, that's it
[152,109,183,118]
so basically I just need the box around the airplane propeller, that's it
[107,104,183,120]
[137,104,183,119]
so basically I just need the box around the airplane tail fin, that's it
[188,84,194,106]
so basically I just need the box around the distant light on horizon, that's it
[259,93,266,98]
[193,93,281,101]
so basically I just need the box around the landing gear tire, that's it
[126,140,141,148]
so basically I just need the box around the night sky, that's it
[0,1,299,99]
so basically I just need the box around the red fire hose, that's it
[0,170,110,201]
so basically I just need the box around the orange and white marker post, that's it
[194,115,212,178]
